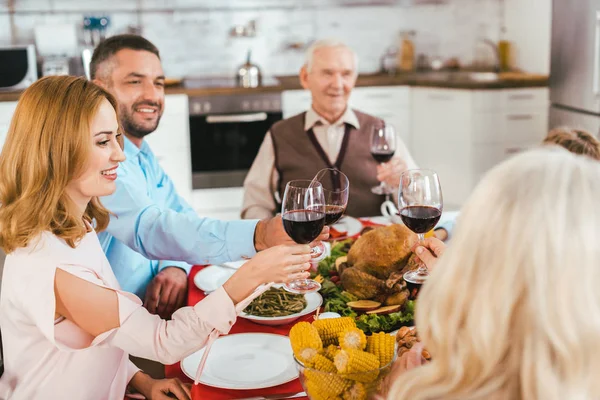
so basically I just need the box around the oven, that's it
[188,91,282,189]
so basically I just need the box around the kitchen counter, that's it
[0,71,548,102]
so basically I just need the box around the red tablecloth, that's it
[165,265,312,399]
[164,218,384,399]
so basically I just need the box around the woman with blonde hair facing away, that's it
[0,76,312,399]
[387,147,600,400]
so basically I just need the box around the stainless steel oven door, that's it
[189,110,282,189]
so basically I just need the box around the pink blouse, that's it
[0,230,237,399]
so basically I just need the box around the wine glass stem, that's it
[417,233,425,243]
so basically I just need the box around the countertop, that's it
[0,71,549,102]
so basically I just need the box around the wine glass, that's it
[312,168,350,244]
[398,169,443,294]
[281,180,326,294]
[370,124,397,195]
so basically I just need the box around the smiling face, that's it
[100,48,165,142]
[300,46,357,123]
[65,99,125,212]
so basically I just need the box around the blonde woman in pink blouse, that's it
[0,76,313,400]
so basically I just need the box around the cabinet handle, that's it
[505,147,523,154]
[206,112,267,123]
[428,94,454,101]
[508,94,535,100]
[507,114,533,120]
[363,94,393,99]
[594,11,600,96]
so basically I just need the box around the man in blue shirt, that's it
[91,34,323,319]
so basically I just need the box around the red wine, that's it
[283,210,325,244]
[400,206,441,234]
[371,150,395,163]
[324,205,345,225]
[404,276,425,300]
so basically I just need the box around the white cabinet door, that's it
[0,102,18,151]
[351,86,412,150]
[192,187,245,220]
[144,94,192,203]
[411,88,473,209]
[412,87,549,210]
[145,94,190,152]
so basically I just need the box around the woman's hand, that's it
[394,343,427,374]
[413,237,447,272]
[223,244,311,304]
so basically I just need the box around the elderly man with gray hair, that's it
[241,39,418,219]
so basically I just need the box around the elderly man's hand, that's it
[254,215,330,251]
[376,158,408,189]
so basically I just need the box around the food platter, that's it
[239,285,323,326]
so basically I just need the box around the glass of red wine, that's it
[310,168,349,247]
[281,180,326,294]
[398,169,443,296]
[370,124,397,195]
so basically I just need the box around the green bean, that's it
[244,287,307,317]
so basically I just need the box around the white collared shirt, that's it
[241,107,417,219]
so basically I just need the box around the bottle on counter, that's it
[498,39,512,72]
[398,30,416,72]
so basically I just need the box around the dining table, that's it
[163,215,426,399]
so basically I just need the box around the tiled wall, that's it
[0,0,538,78]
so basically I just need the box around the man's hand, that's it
[376,158,408,188]
[254,215,329,251]
[130,373,191,399]
[144,267,188,319]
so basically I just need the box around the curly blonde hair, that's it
[0,76,121,252]
[387,148,600,400]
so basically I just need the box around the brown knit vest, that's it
[271,110,385,218]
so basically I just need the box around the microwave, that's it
[0,45,38,92]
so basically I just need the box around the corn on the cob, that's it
[339,327,367,351]
[323,344,340,361]
[366,332,395,366]
[304,369,349,399]
[334,349,380,383]
[313,317,356,346]
[289,321,323,364]
[343,382,367,400]
[311,353,337,373]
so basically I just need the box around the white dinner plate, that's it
[331,216,363,239]
[193,265,235,293]
[239,288,323,326]
[181,333,297,390]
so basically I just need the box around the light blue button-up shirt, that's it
[98,136,259,298]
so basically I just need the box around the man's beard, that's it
[120,102,162,139]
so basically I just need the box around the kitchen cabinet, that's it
[144,94,193,204]
[282,86,412,150]
[0,101,18,151]
[411,87,549,210]
[192,187,245,221]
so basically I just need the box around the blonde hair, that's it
[387,148,600,400]
[304,39,358,73]
[543,127,600,161]
[0,76,121,252]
